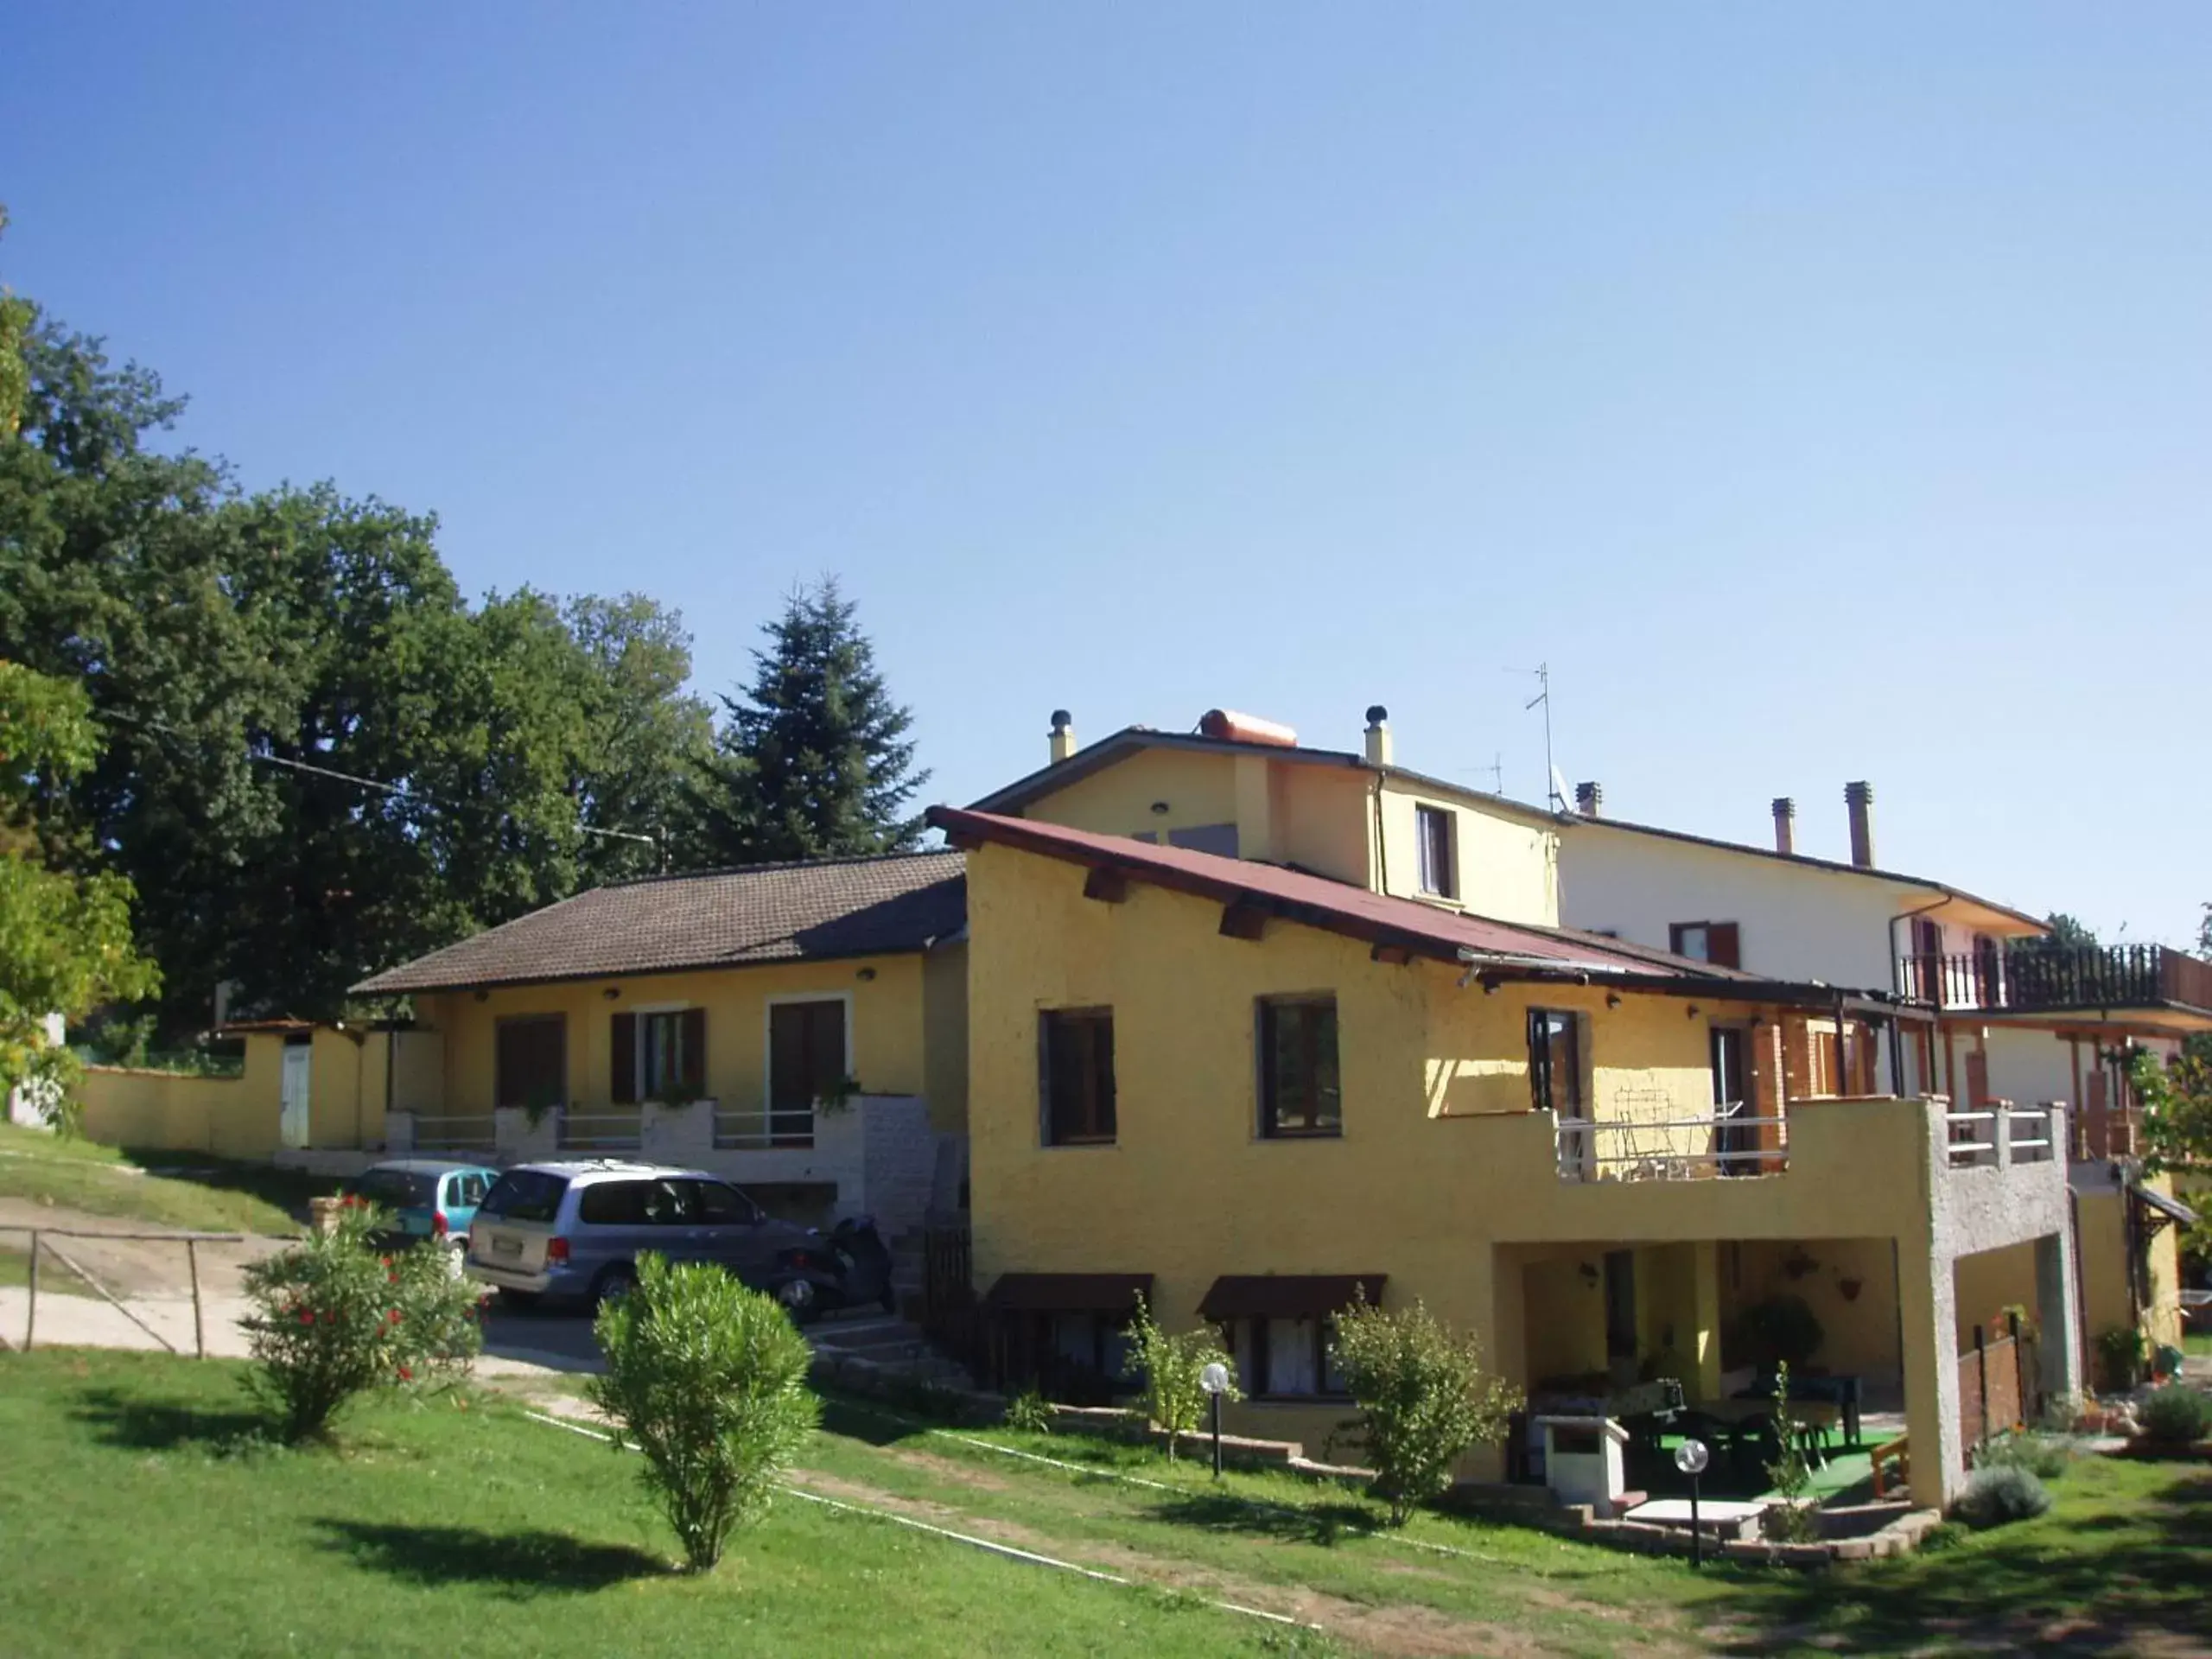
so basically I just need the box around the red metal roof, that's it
[928,807,1743,982]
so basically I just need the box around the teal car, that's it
[348,1159,499,1251]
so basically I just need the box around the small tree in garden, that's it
[1329,1297,1520,1525]
[238,1199,483,1441]
[588,1253,819,1571]
[1763,1363,1821,1541]
[1127,1294,1238,1460]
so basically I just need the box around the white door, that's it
[280,1043,312,1148]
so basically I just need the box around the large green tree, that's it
[683,580,927,866]
[0,660,159,1118]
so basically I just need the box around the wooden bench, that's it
[1870,1433,1910,1499]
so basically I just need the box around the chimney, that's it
[1363,704,1393,766]
[1844,780,1875,868]
[1771,797,1796,855]
[1048,709,1076,765]
[1573,781,1603,818]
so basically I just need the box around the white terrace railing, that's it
[1944,1100,2061,1171]
[1554,1101,1788,1183]
[408,1113,496,1153]
[557,1109,643,1154]
[711,1103,816,1152]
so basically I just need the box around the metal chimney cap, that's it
[1049,709,1072,732]
[1364,704,1389,725]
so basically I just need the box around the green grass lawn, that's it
[4,1349,2210,1657]
[0,1122,330,1235]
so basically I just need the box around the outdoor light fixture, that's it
[602,987,620,1001]
[1686,1006,1700,1020]
[1150,801,1170,815]
[857,967,877,982]
[1200,1361,1231,1478]
[1605,994,1623,1009]
[1675,1438,1711,1566]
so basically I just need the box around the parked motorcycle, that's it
[769,1215,897,1325]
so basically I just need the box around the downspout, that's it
[1369,771,1389,894]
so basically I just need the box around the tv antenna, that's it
[1524,663,1562,809]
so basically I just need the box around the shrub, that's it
[1976,1430,2074,1481]
[1951,1465,2051,1529]
[238,1198,482,1441]
[2098,1325,2148,1392]
[588,1253,819,1571]
[1762,1362,1822,1542]
[2138,1385,2212,1446]
[1003,1386,1055,1436]
[1329,1298,1521,1526]
[1128,1294,1239,1460]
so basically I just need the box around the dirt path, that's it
[0,1198,289,1300]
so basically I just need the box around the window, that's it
[494,1014,566,1110]
[476,1169,568,1223]
[1668,922,1741,969]
[1527,1009,1584,1116]
[1039,1008,1116,1145]
[579,1177,691,1226]
[1258,995,1341,1138]
[447,1173,489,1209]
[687,1179,758,1225]
[1231,1318,1348,1398]
[612,1008,706,1103]
[768,999,848,1145]
[1166,823,1239,857]
[1415,805,1456,898]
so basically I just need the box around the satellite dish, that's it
[1550,766,1573,811]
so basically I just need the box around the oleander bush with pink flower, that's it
[239,1198,484,1440]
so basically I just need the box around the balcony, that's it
[1896,943,2212,1020]
[1554,1103,1784,1182]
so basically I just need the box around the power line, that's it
[96,708,664,861]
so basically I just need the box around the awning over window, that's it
[2131,1183,2199,1229]
[982,1273,1154,1313]
[1197,1274,1386,1321]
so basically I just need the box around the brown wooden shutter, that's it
[611,1013,637,1103]
[680,1007,707,1093]
[1707,923,1741,969]
[810,1001,847,1096]
[770,1003,808,1109]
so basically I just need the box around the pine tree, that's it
[683,580,928,866]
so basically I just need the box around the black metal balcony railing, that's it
[1896,944,2212,1017]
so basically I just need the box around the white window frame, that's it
[1414,804,1457,899]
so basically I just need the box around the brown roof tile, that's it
[352,851,966,995]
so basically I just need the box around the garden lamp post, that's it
[1200,1361,1230,1478]
[1675,1437,1710,1567]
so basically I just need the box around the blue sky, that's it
[5,4,2208,944]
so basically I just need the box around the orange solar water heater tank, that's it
[1198,709,1298,747]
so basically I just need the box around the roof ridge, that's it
[597,847,964,891]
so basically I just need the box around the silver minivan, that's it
[466,1160,814,1309]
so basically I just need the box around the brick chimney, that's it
[1048,709,1076,765]
[1573,781,1603,818]
[1771,797,1796,855]
[1845,780,1875,868]
[1363,704,1393,766]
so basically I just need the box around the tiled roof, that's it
[352,852,967,995]
[928,807,1763,984]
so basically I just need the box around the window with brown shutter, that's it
[1039,1008,1116,1146]
[495,1014,566,1110]
[1669,921,1741,969]
[611,1013,637,1103]
[768,999,846,1147]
